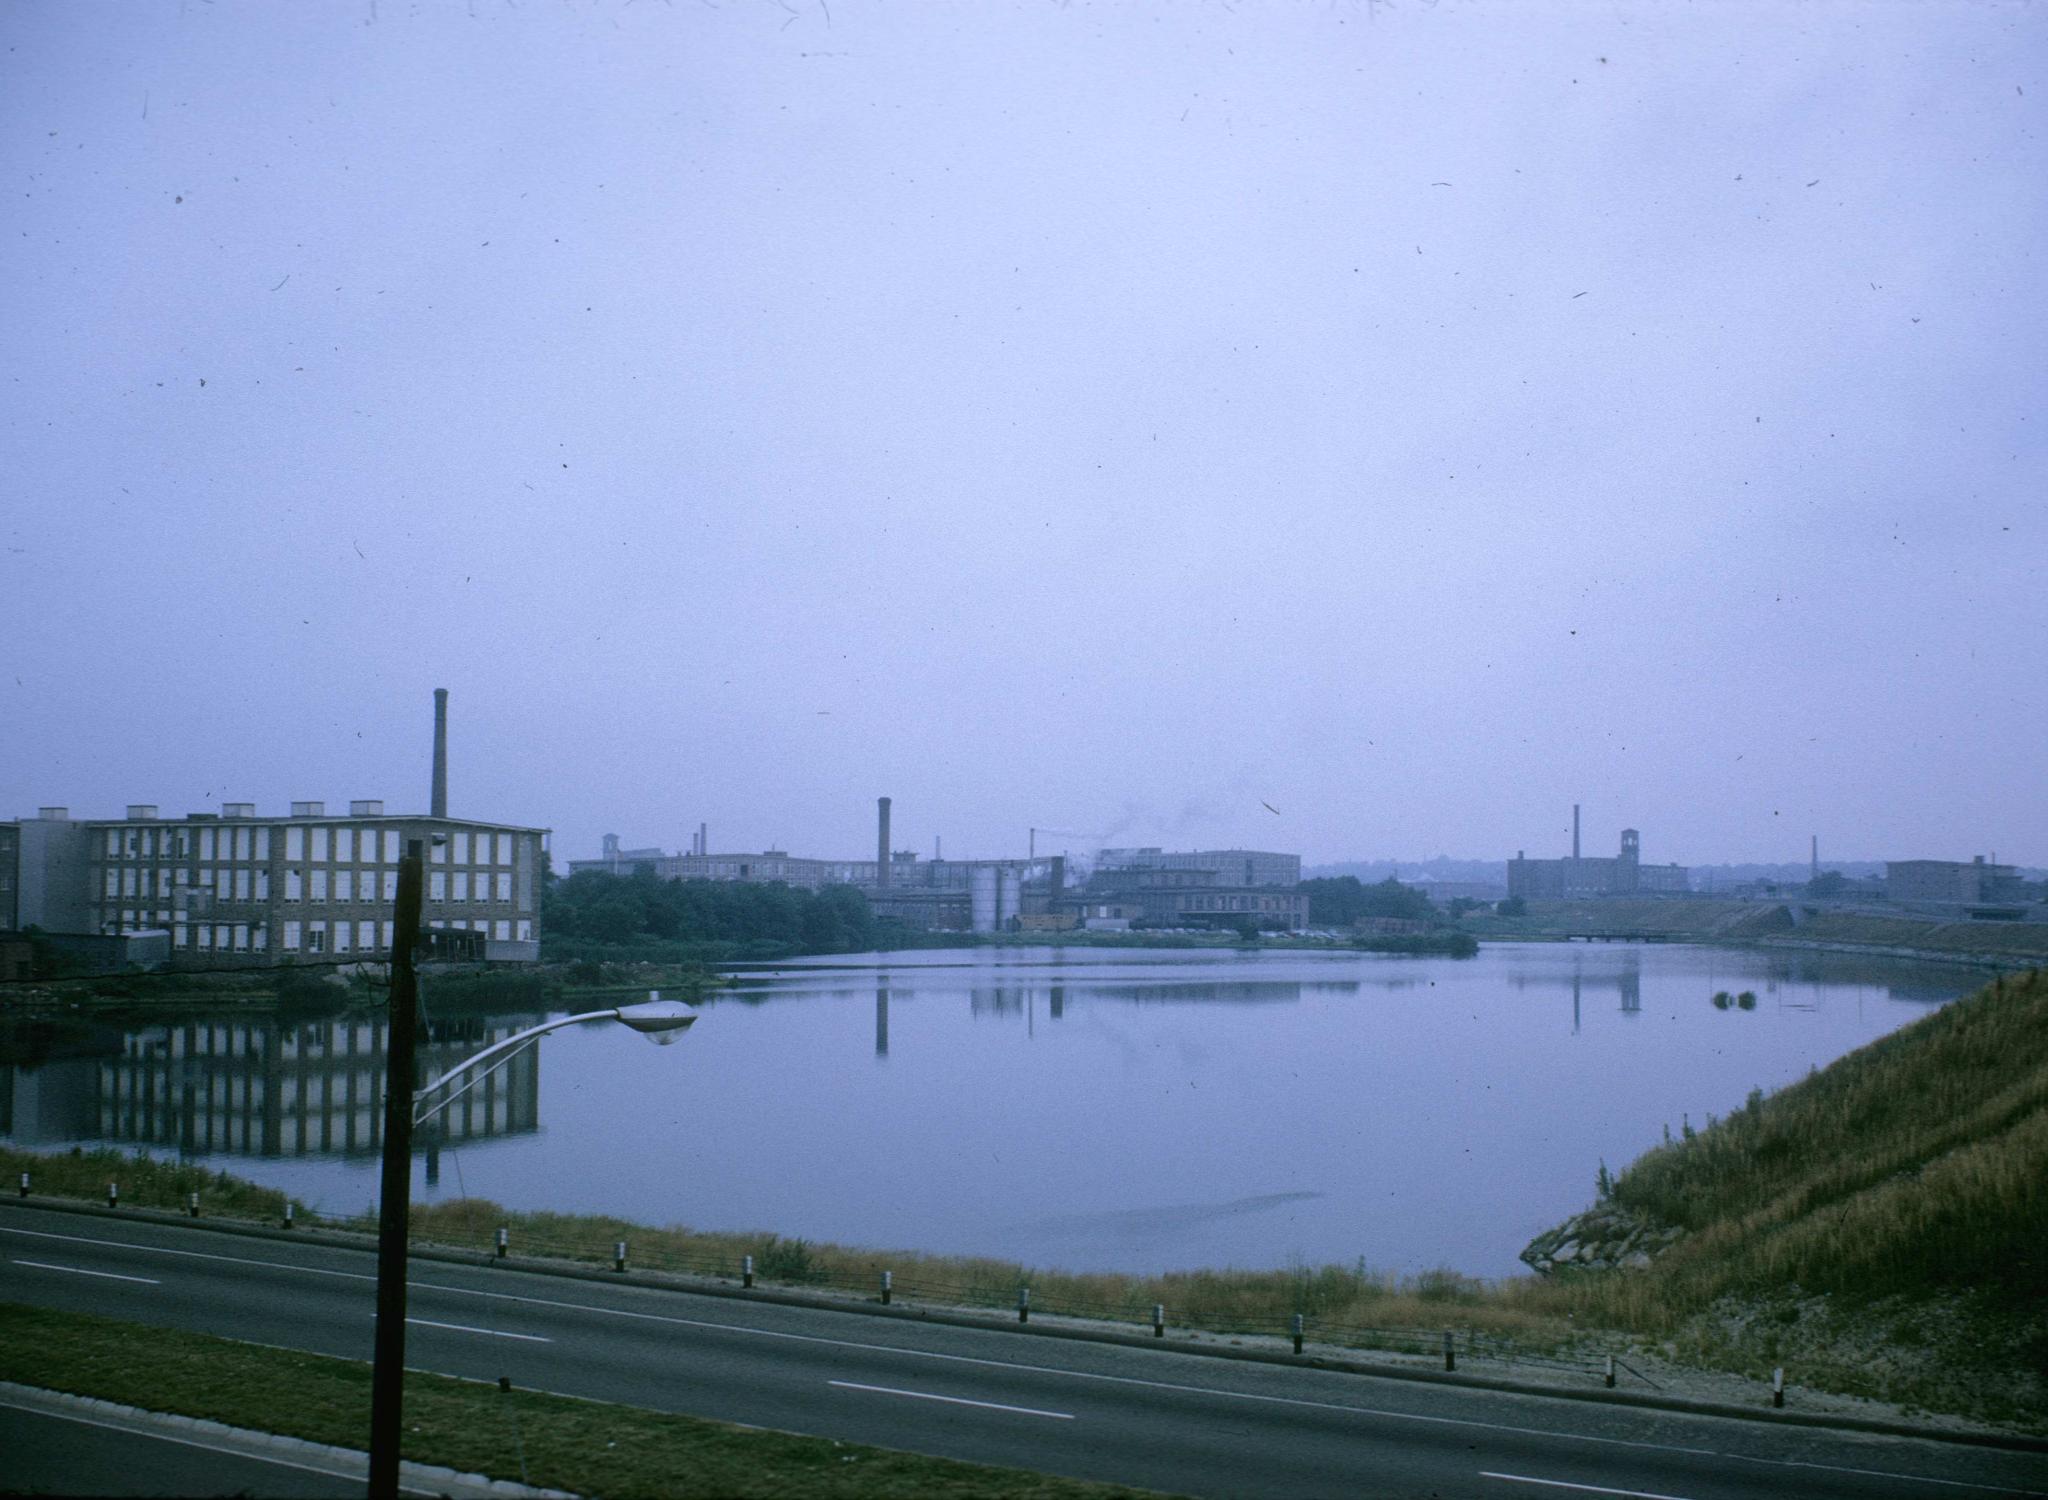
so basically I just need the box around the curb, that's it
[6,1193,2045,1455]
[0,1379,573,1498]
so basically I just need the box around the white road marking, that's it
[402,1316,550,1343]
[0,1398,441,1496]
[1483,1474,1695,1500]
[829,1379,1073,1420]
[11,1258,160,1285]
[3,1220,2036,1496]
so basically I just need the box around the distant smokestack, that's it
[697,822,707,857]
[1051,855,1066,905]
[877,797,892,888]
[1811,834,1819,879]
[431,689,449,818]
[1572,803,1580,860]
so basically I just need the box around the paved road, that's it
[0,1400,363,1497]
[2,1203,2041,1499]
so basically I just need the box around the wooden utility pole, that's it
[368,841,425,1499]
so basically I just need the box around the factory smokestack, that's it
[877,797,892,888]
[431,688,449,818]
[1811,834,1819,880]
[1572,803,1580,860]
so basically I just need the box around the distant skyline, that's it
[5,2,2043,869]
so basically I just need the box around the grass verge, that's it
[0,1301,1164,1499]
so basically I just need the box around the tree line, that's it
[542,869,878,957]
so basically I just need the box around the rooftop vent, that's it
[36,806,69,821]
[222,802,255,819]
[291,801,325,818]
[126,804,159,820]
[350,799,386,817]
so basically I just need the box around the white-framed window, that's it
[335,870,354,902]
[235,869,251,900]
[495,873,511,902]
[312,827,330,862]
[458,831,474,864]
[156,868,171,897]
[356,920,375,950]
[286,870,303,902]
[334,922,352,953]
[381,830,398,863]
[256,870,270,900]
[106,830,122,857]
[516,919,532,941]
[201,828,217,860]
[495,833,510,865]
[379,920,393,949]
[429,872,446,900]
[215,868,232,898]
[231,827,248,860]
[310,871,328,902]
[232,924,249,951]
[254,827,270,860]
[493,920,510,940]
[453,872,470,902]
[286,826,305,859]
[283,921,301,952]
[121,868,138,898]
[103,868,118,898]
[431,837,448,865]
[174,924,190,949]
[140,829,155,858]
[307,925,326,954]
[198,925,214,950]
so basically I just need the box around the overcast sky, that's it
[4,0,2042,870]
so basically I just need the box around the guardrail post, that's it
[17,1172,27,1199]
[187,1191,200,1218]
[495,1226,509,1259]
[1772,1367,1785,1408]
[1605,1354,1616,1389]
[1443,1330,1456,1371]
[1153,1303,1165,1338]
[742,1254,754,1289]
[1292,1314,1304,1354]
[880,1270,892,1305]
[107,1182,118,1210]
[614,1240,628,1273]
[283,1202,294,1230]
[1018,1286,1030,1324]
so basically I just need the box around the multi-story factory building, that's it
[74,800,546,963]
[1506,807,1689,900]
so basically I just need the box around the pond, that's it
[0,943,1981,1278]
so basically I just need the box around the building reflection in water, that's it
[875,982,889,1059]
[1,1013,544,1160]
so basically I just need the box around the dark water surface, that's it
[0,944,1982,1277]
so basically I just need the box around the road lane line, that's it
[829,1379,1074,1420]
[11,1259,160,1285]
[0,1398,442,1495]
[1482,1474,1695,1500]
[402,1316,550,1343]
[4,1221,2035,1495]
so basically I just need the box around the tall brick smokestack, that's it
[877,797,892,889]
[431,689,449,818]
[1572,803,1580,860]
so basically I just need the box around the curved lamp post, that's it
[412,999,696,1125]
[368,840,694,1498]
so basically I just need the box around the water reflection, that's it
[0,1013,545,1160]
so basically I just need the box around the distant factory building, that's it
[1506,807,1689,899]
[570,798,1063,934]
[1885,856,2027,915]
[1076,848,1308,931]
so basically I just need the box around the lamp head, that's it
[613,999,697,1044]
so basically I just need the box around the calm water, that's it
[0,944,1982,1277]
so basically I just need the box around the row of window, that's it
[101,868,520,904]
[160,917,536,952]
[104,827,526,865]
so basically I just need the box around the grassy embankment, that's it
[9,969,2043,1425]
[1537,966,2048,1426]
[0,1302,1159,1499]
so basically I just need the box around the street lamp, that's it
[368,840,693,1499]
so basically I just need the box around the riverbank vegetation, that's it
[0,1303,1157,1499]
